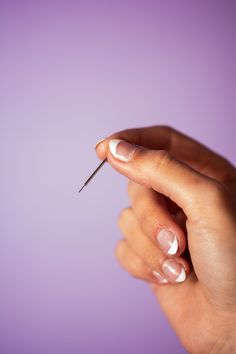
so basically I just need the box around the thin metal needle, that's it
[79,159,107,193]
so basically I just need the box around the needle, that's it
[79,159,107,193]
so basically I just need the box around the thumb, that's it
[103,139,214,221]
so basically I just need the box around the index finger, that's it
[96,126,235,182]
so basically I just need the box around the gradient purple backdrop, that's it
[0,1,235,353]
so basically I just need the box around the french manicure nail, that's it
[94,138,106,150]
[161,259,186,283]
[109,139,138,162]
[157,229,178,255]
[152,270,168,284]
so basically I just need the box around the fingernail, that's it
[109,139,138,162]
[152,270,168,284]
[161,259,186,283]
[157,229,178,255]
[94,138,106,150]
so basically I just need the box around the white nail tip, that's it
[175,267,186,283]
[94,138,106,149]
[152,270,168,284]
[109,139,129,161]
[160,278,168,284]
[168,236,178,255]
[109,139,121,157]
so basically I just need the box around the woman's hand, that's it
[95,126,236,354]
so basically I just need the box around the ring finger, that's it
[127,181,187,257]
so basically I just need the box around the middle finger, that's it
[127,181,187,256]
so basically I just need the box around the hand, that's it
[95,126,236,354]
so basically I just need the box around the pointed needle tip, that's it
[78,159,106,194]
[78,185,85,193]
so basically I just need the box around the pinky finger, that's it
[115,239,169,285]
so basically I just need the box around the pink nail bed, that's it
[157,229,178,255]
[152,270,168,284]
[161,259,186,283]
[109,139,137,162]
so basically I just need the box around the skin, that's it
[95,126,236,354]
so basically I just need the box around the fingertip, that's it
[161,257,190,284]
[94,138,106,150]
[95,138,109,160]
[150,283,158,292]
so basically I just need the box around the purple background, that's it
[0,1,235,353]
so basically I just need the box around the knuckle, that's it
[205,180,228,204]
[156,149,172,161]
[129,259,148,280]
[154,150,173,171]
[130,271,146,281]
[127,180,145,200]
[127,180,135,195]
[137,209,150,230]
[158,125,173,135]
[134,204,157,238]
[115,239,127,259]
[114,241,144,278]
[118,207,132,228]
